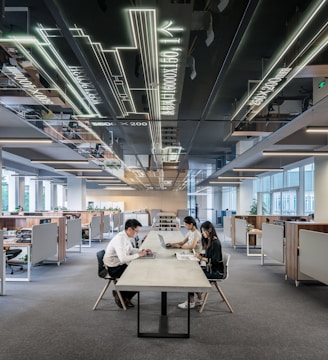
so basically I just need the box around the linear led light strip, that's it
[129,9,162,164]
[233,168,284,172]
[218,176,258,179]
[129,9,161,121]
[37,25,102,117]
[70,26,135,118]
[263,150,328,156]
[231,0,327,121]
[9,36,99,117]
[247,23,328,121]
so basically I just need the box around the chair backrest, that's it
[222,252,231,280]
[96,249,108,278]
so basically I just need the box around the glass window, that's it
[2,179,8,211]
[261,176,270,192]
[286,167,299,187]
[304,163,314,214]
[272,173,283,189]
[272,191,281,215]
[281,190,297,216]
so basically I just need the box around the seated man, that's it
[103,218,151,308]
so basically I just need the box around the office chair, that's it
[93,250,126,311]
[199,252,233,313]
[5,248,23,274]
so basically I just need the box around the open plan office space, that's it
[1,1,328,359]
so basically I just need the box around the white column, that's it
[67,177,86,210]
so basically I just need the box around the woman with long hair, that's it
[178,220,224,309]
[166,216,201,252]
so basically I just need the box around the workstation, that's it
[1,1,328,359]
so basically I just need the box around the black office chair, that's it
[5,248,23,274]
[199,252,233,313]
[93,250,126,310]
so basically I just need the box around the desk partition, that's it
[299,229,328,285]
[66,218,82,251]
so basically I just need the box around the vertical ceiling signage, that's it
[158,21,184,117]
[247,67,292,119]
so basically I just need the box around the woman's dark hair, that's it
[200,221,218,250]
[183,216,197,228]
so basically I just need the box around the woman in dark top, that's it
[178,221,224,309]
[197,221,224,279]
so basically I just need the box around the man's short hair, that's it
[125,218,142,230]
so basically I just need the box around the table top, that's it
[116,230,211,293]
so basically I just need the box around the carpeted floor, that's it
[1,227,328,360]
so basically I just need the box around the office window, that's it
[261,176,270,192]
[24,185,29,211]
[262,192,270,214]
[286,167,299,187]
[304,163,314,214]
[281,190,297,216]
[2,177,9,211]
[272,173,283,189]
[272,191,281,215]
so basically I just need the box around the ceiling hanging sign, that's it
[158,18,189,119]
[67,66,103,106]
[2,64,55,105]
[247,67,292,107]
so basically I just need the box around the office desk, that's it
[3,240,31,282]
[247,228,262,256]
[116,230,211,338]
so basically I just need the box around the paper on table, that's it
[176,252,199,261]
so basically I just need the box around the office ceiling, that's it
[0,0,328,191]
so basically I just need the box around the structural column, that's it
[67,176,86,210]
[314,157,328,222]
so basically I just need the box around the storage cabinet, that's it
[153,212,179,231]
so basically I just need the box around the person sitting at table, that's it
[103,218,152,309]
[166,216,202,252]
[178,220,224,309]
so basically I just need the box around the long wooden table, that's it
[116,230,211,338]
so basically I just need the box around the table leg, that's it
[137,292,190,338]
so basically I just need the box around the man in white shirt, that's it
[103,219,151,308]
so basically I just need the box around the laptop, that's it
[158,234,172,249]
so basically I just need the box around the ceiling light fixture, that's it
[0,139,52,144]
[54,168,103,172]
[75,176,115,179]
[86,179,121,183]
[305,127,328,133]
[209,181,242,185]
[218,176,258,180]
[233,167,284,172]
[263,150,328,156]
[31,160,89,164]
[231,0,327,122]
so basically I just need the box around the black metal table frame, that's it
[137,292,190,338]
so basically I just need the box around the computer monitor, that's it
[40,218,51,224]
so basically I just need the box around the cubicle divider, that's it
[261,223,285,265]
[299,230,328,285]
[234,218,248,247]
[31,222,58,265]
[103,214,111,239]
[66,218,82,252]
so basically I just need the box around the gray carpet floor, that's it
[1,228,328,360]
